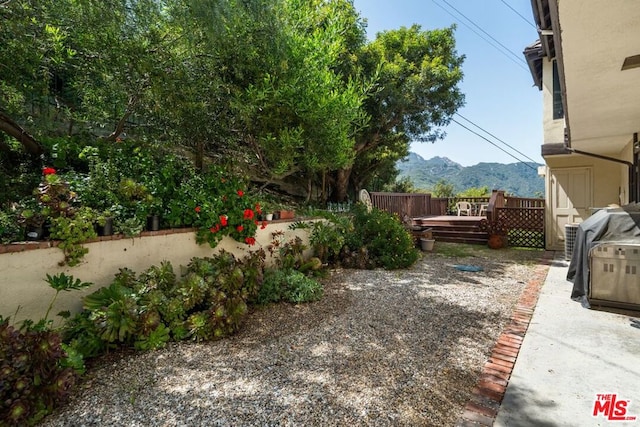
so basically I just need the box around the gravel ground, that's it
[41,244,543,427]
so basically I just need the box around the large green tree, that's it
[234,0,368,200]
[0,0,173,149]
[332,25,465,201]
[1,0,465,205]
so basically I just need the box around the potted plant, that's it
[419,237,435,252]
[143,195,162,231]
[278,209,295,220]
[49,206,98,266]
[18,199,49,241]
[18,167,74,240]
[95,209,115,236]
[273,204,295,220]
[480,218,508,249]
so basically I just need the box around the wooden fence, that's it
[369,190,545,248]
[370,192,433,217]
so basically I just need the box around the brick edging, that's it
[456,250,554,427]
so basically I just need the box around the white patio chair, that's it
[478,204,488,216]
[456,201,472,216]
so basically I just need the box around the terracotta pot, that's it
[487,234,507,249]
[278,210,295,220]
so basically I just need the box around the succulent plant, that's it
[0,316,78,426]
[186,311,213,342]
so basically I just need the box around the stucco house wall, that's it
[543,155,623,250]
[541,59,565,145]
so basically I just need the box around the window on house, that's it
[552,60,564,120]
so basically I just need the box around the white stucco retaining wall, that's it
[0,221,313,326]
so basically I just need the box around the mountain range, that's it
[396,153,544,198]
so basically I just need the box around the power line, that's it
[439,0,527,65]
[431,0,529,72]
[450,118,539,171]
[498,0,537,29]
[455,113,539,163]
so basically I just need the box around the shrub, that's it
[291,213,352,264]
[344,204,418,270]
[0,208,21,244]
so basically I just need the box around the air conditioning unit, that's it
[564,223,579,261]
[589,243,640,310]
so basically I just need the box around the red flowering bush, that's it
[192,170,263,247]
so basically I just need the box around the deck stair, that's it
[412,216,488,245]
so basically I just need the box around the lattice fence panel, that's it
[496,207,545,248]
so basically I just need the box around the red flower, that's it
[195,206,201,213]
[236,225,244,232]
[261,220,267,230]
[243,209,254,220]
[220,215,228,226]
[255,203,262,214]
[42,167,56,176]
[245,237,256,246]
[209,224,220,233]
[237,190,244,197]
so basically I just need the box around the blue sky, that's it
[352,0,543,167]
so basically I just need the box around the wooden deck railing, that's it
[368,190,545,248]
[369,191,544,218]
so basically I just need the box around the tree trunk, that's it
[195,141,204,172]
[0,111,43,155]
[334,167,351,202]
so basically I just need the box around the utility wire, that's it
[455,113,539,163]
[439,0,527,66]
[431,0,528,72]
[450,118,539,171]
[498,0,537,29]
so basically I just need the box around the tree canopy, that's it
[0,0,465,202]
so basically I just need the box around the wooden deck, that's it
[412,215,488,245]
[368,191,545,248]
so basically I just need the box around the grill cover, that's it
[567,205,640,307]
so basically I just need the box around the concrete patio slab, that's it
[494,253,640,427]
